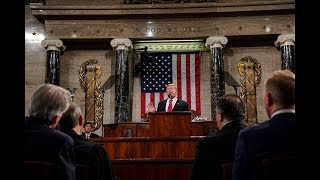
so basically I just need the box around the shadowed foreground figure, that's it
[24,84,75,180]
[232,70,296,180]
[59,102,113,180]
[191,94,247,180]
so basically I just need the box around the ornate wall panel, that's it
[238,56,261,126]
[79,59,104,131]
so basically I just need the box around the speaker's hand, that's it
[147,102,156,113]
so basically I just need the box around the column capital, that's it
[41,39,66,51]
[205,36,228,48]
[110,38,132,50]
[275,34,295,47]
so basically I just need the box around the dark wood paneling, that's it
[94,136,201,159]
[112,159,193,180]
[98,113,219,180]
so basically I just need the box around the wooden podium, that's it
[98,112,218,180]
[149,111,192,137]
[104,111,216,137]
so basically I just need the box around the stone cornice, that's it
[30,0,294,22]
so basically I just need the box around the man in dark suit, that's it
[190,94,247,180]
[24,84,76,180]
[59,102,113,180]
[81,121,101,138]
[232,70,296,180]
[147,83,189,112]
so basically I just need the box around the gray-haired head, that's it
[59,101,82,131]
[28,84,71,125]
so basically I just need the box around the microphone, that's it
[168,92,173,98]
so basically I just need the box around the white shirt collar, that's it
[271,109,295,118]
[167,97,178,102]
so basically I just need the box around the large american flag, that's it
[140,52,201,117]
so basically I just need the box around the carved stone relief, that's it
[122,128,133,137]
[79,59,104,131]
[238,56,261,126]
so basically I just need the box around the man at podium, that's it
[147,83,189,112]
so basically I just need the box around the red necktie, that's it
[168,99,173,112]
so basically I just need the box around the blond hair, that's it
[265,70,295,107]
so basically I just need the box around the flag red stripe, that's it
[195,53,201,114]
[177,54,182,99]
[186,54,191,110]
[141,93,146,117]
[160,93,164,101]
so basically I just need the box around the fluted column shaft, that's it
[110,38,132,122]
[41,39,66,85]
[206,36,228,120]
[275,34,295,73]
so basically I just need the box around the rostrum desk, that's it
[95,111,218,180]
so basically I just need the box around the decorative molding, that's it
[238,56,262,126]
[274,34,295,47]
[205,36,228,48]
[133,40,207,52]
[79,59,104,131]
[30,1,295,22]
[41,39,66,51]
[122,128,133,137]
[122,0,217,4]
[110,38,133,50]
[43,14,294,39]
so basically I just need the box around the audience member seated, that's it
[59,102,113,180]
[81,121,101,138]
[232,70,296,180]
[190,94,247,180]
[24,84,75,180]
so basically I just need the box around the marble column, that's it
[275,34,295,73]
[205,36,228,120]
[110,38,132,122]
[41,39,66,85]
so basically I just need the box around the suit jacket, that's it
[24,117,76,180]
[81,132,100,138]
[232,113,296,180]
[190,121,246,180]
[64,130,113,180]
[157,98,189,112]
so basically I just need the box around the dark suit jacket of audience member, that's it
[157,99,189,111]
[81,132,100,138]
[65,130,113,180]
[24,117,76,180]
[232,113,296,180]
[190,120,246,180]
